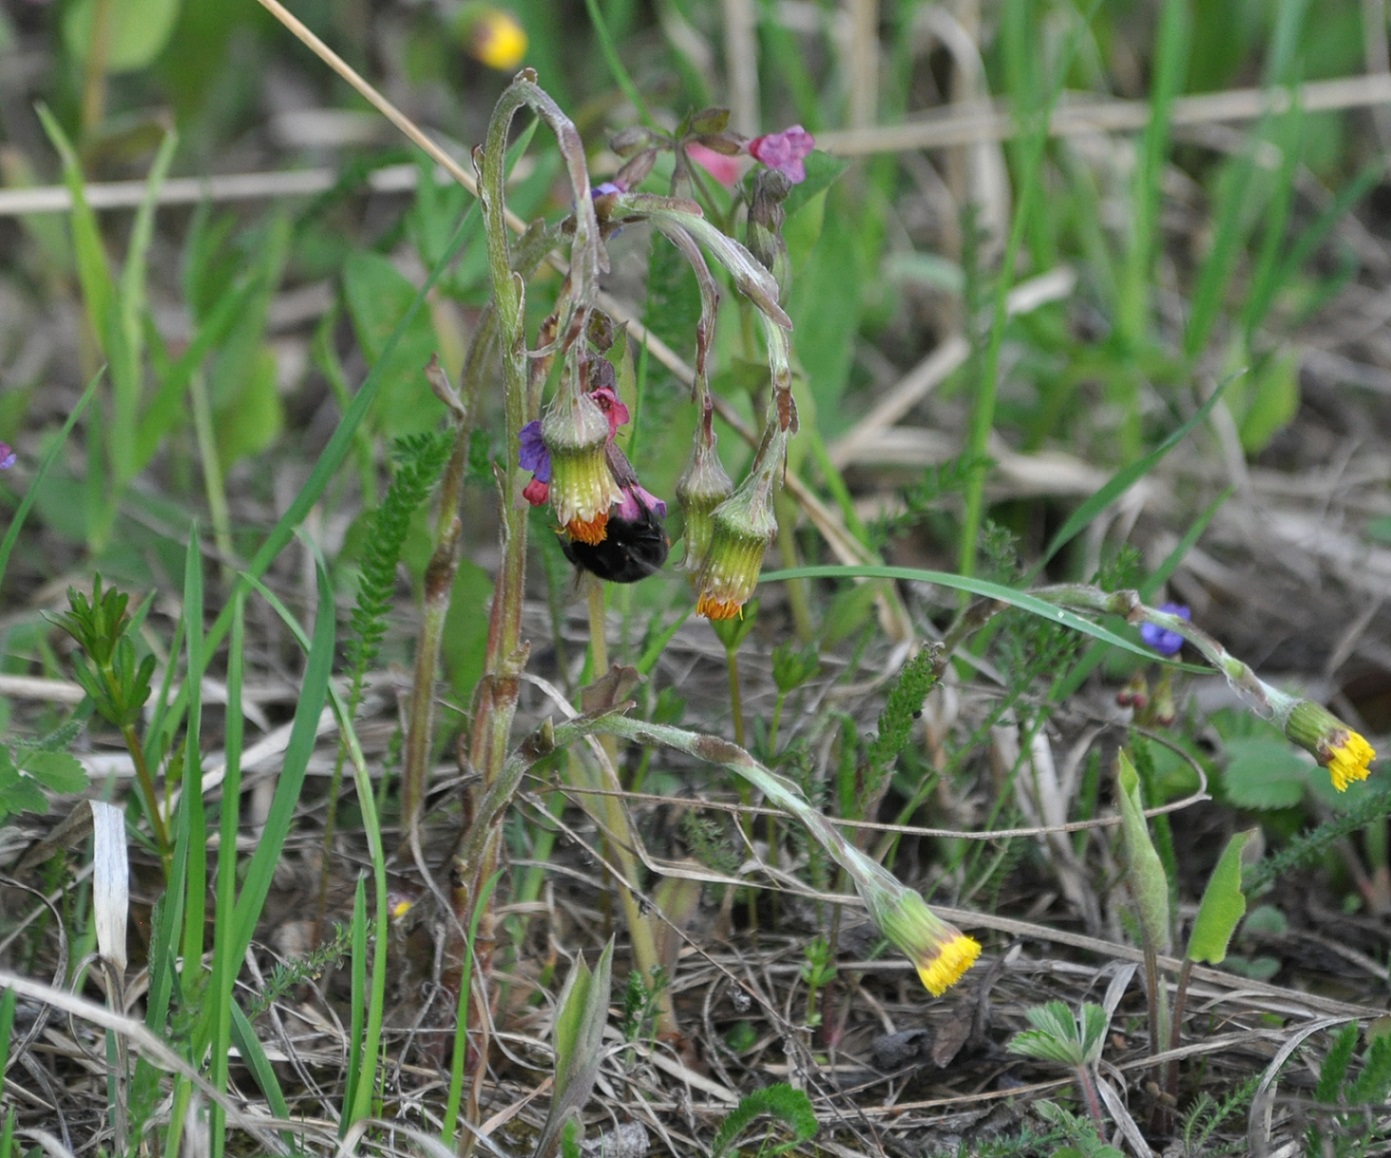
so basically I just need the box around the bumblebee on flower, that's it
[519,355,668,582]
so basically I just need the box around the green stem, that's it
[576,580,677,1035]
[120,723,171,876]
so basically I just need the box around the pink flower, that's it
[588,386,629,436]
[687,142,742,187]
[747,126,814,184]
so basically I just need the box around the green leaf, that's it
[0,755,47,819]
[1077,1002,1110,1064]
[1041,375,1235,568]
[1237,349,1299,454]
[1117,750,1172,955]
[784,150,850,220]
[20,750,89,795]
[343,251,448,438]
[1187,830,1253,965]
[214,346,285,466]
[1316,1022,1359,1104]
[788,214,861,426]
[1223,737,1308,810]
[710,1082,818,1158]
[62,0,181,72]
[1009,1001,1090,1066]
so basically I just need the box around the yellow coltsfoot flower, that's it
[1283,699,1376,792]
[871,886,981,997]
[457,7,527,71]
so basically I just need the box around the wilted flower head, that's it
[459,7,527,71]
[747,125,814,184]
[0,443,14,470]
[1140,603,1190,657]
[1282,699,1377,792]
[694,463,778,620]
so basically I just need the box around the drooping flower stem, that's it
[1029,585,1376,791]
[569,714,980,997]
[452,73,607,1124]
[464,70,604,834]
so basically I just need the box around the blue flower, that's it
[518,420,550,481]
[0,443,14,471]
[1140,603,1190,657]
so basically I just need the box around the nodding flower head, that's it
[676,435,734,573]
[537,391,622,544]
[747,125,815,184]
[694,472,778,621]
[1283,699,1377,792]
[849,857,980,997]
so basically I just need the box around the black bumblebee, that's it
[560,497,669,583]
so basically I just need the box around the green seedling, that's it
[533,939,614,1158]
[1007,1000,1113,1133]
[47,575,168,873]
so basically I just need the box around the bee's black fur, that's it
[561,499,669,583]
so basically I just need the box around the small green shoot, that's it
[1008,1001,1111,1130]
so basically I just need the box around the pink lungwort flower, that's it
[0,443,14,471]
[747,125,814,184]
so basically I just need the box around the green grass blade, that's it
[1117,0,1189,349]
[205,592,245,1157]
[1038,376,1235,569]
[228,569,336,966]
[442,870,505,1145]
[229,1004,295,1152]
[342,878,368,1135]
[248,562,391,1135]
[584,0,652,126]
[762,564,1159,660]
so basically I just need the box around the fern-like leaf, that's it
[345,431,452,680]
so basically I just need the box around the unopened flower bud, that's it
[610,126,663,157]
[747,169,792,296]
[676,435,734,573]
[688,107,732,136]
[694,463,778,620]
[1116,671,1148,711]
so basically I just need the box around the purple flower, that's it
[615,482,666,521]
[1140,603,1190,657]
[518,420,550,482]
[0,443,14,470]
[747,125,814,184]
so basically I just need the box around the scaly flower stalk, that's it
[574,715,981,997]
[1031,585,1376,792]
